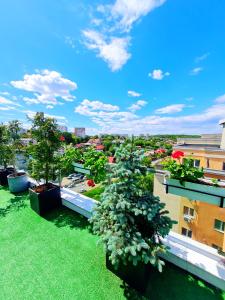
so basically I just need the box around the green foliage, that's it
[142,156,152,168]
[90,144,175,271]
[0,124,13,168]
[60,145,83,176]
[27,112,61,184]
[8,120,22,171]
[139,173,154,193]
[163,157,204,184]
[83,185,104,201]
[83,148,107,183]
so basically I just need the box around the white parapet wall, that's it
[161,231,225,291]
[60,187,225,291]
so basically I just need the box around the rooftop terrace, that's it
[0,188,225,299]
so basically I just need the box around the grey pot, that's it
[7,172,29,193]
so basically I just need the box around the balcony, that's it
[1,187,225,299]
[164,178,225,208]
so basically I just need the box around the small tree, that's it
[8,120,22,174]
[83,148,107,183]
[28,112,61,185]
[90,144,175,272]
[59,145,83,177]
[0,124,13,168]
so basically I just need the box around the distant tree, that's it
[61,132,75,144]
[83,148,108,183]
[60,145,83,176]
[90,144,175,271]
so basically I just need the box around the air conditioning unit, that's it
[183,215,194,223]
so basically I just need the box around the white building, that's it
[74,127,86,138]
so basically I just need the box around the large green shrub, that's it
[90,144,175,272]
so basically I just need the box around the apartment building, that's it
[154,121,225,252]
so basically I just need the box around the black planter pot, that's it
[29,183,62,216]
[106,254,152,294]
[0,167,15,186]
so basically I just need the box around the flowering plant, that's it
[163,151,204,184]
[87,179,95,187]
[171,150,184,159]
[59,135,65,142]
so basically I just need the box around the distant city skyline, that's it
[1,1,225,135]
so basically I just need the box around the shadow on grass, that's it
[45,206,89,231]
[0,187,28,218]
[120,262,224,300]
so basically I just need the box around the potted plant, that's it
[28,112,62,216]
[0,123,14,186]
[163,151,225,208]
[7,120,29,193]
[90,144,175,293]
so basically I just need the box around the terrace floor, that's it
[0,187,224,300]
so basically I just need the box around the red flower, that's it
[60,135,65,142]
[87,179,95,187]
[171,150,184,159]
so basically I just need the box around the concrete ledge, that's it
[61,187,97,218]
[161,231,225,290]
[60,188,225,290]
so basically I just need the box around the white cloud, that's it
[46,105,54,109]
[75,99,119,116]
[11,70,77,106]
[65,36,76,49]
[128,100,147,112]
[214,94,225,104]
[83,30,131,71]
[83,0,166,71]
[155,104,186,114]
[0,106,16,111]
[111,0,166,32]
[148,69,170,80]
[128,90,141,97]
[185,97,193,102]
[195,52,210,63]
[0,91,10,96]
[73,93,225,135]
[190,67,203,75]
[0,96,22,107]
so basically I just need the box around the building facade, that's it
[74,127,86,138]
[154,125,225,252]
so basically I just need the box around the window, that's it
[206,159,210,168]
[181,227,192,238]
[183,206,194,217]
[194,159,200,167]
[214,219,225,232]
[222,162,225,171]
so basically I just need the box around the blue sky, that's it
[1,0,225,135]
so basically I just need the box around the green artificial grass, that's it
[83,185,104,201]
[0,187,224,300]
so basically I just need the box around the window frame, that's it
[183,206,194,217]
[214,219,225,233]
[181,227,192,238]
[194,159,200,168]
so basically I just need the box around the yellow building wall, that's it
[176,147,225,251]
[153,174,181,233]
[178,199,225,251]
